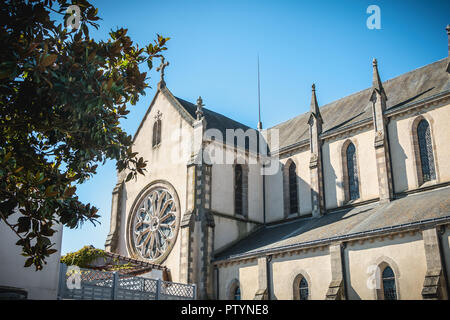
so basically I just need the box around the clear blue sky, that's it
[61,0,450,254]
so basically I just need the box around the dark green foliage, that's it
[0,0,169,270]
[60,245,106,268]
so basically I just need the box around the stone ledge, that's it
[421,270,444,300]
[325,279,345,300]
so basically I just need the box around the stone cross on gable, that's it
[156,57,169,87]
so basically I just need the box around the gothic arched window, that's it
[417,119,436,183]
[152,119,161,148]
[346,142,360,200]
[299,277,309,300]
[382,266,397,300]
[288,162,298,214]
[234,164,243,215]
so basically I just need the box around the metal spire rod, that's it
[257,54,262,130]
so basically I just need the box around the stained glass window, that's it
[289,162,298,214]
[235,165,243,215]
[234,286,241,300]
[299,277,309,300]
[382,266,397,300]
[152,119,161,147]
[346,143,360,200]
[417,120,436,183]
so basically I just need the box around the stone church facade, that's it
[105,27,450,300]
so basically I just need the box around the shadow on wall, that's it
[268,261,278,300]
[267,250,333,300]
[321,141,340,210]
[344,247,362,300]
[344,235,421,300]
[297,172,311,214]
[118,182,128,255]
[388,120,409,193]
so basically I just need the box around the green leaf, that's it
[125,172,133,182]
[24,258,34,268]
[17,217,31,233]
[41,54,57,67]
[14,166,24,173]
[3,151,12,163]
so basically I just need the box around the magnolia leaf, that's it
[41,54,57,67]
[24,258,34,268]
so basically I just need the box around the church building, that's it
[105,26,450,300]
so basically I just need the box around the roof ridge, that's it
[174,95,254,130]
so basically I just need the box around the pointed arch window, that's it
[346,143,359,200]
[152,119,162,148]
[299,277,309,300]
[234,286,241,300]
[234,164,243,215]
[417,119,436,183]
[288,162,298,214]
[382,266,397,300]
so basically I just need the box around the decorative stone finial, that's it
[309,83,321,124]
[371,58,387,102]
[156,57,169,88]
[372,58,383,90]
[196,96,204,120]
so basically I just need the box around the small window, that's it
[152,119,161,147]
[299,277,309,300]
[382,266,397,300]
[234,286,241,300]
[288,162,298,214]
[417,120,436,183]
[346,142,359,200]
[234,165,243,215]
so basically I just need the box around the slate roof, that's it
[169,58,449,153]
[175,96,260,152]
[215,185,450,261]
[267,58,450,151]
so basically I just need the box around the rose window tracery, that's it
[129,185,179,263]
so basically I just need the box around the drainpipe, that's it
[340,242,349,300]
[214,266,220,300]
[263,163,267,225]
[437,226,450,298]
[385,118,396,198]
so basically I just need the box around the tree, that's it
[0,0,169,270]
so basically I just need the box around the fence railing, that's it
[57,263,196,300]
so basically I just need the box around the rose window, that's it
[130,186,179,262]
